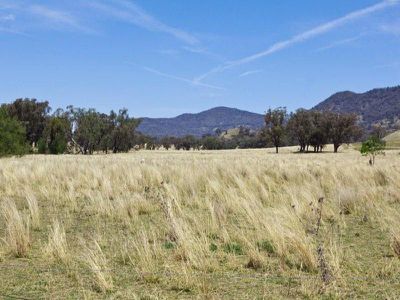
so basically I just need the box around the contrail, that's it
[195,0,399,83]
[144,67,225,90]
[88,0,199,45]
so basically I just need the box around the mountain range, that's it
[313,86,400,130]
[138,106,264,137]
[137,86,400,137]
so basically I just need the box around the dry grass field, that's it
[384,130,400,149]
[0,146,400,299]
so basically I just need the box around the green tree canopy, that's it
[108,109,141,153]
[0,107,29,157]
[328,112,362,153]
[264,107,287,153]
[2,98,50,146]
[68,107,141,154]
[360,136,385,165]
[287,109,313,152]
[72,108,108,154]
[38,115,71,154]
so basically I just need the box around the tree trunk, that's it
[275,146,279,154]
[334,144,339,153]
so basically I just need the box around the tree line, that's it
[156,127,266,151]
[0,98,366,157]
[158,109,364,153]
[0,99,143,156]
[264,107,363,153]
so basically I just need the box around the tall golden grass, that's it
[1,198,30,257]
[0,146,399,297]
[45,219,69,264]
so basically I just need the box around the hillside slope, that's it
[313,86,400,130]
[383,130,400,148]
[137,106,264,137]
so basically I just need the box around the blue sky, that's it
[0,0,399,117]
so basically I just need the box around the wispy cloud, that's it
[0,1,95,34]
[0,8,21,34]
[195,0,399,82]
[315,33,366,52]
[29,5,94,34]
[0,26,24,35]
[156,46,224,62]
[0,13,14,22]
[144,67,224,90]
[380,21,400,35]
[239,70,263,77]
[182,46,225,61]
[88,0,199,45]
[0,0,18,10]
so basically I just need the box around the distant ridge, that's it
[313,86,400,130]
[137,106,264,137]
[138,85,400,138]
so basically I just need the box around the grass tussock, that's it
[1,198,30,257]
[25,194,40,230]
[390,230,400,258]
[45,220,69,264]
[82,239,114,293]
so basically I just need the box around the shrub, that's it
[360,136,385,165]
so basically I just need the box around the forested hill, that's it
[313,86,400,130]
[137,107,265,137]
